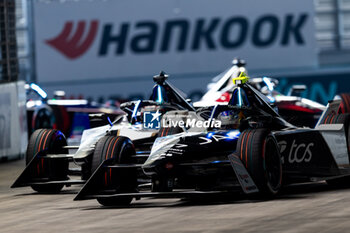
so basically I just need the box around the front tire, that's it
[26,129,68,193]
[236,128,282,196]
[92,136,136,206]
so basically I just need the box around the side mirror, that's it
[287,85,307,96]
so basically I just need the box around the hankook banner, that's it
[33,0,317,99]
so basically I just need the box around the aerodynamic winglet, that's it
[228,153,259,194]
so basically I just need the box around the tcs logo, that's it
[279,140,314,164]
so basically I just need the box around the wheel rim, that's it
[118,140,135,164]
[264,137,282,193]
[50,131,68,154]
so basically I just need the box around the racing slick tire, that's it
[321,111,350,126]
[26,129,68,193]
[236,128,282,197]
[339,93,350,114]
[157,126,183,137]
[91,136,136,206]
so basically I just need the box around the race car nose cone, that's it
[153,71,169,84]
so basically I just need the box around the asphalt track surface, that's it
[2,159,350,233]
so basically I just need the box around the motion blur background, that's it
[1,0,350,159]
[10,0,350,104]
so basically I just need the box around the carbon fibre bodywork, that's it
[75,80,350,205]
[12,73,195,192]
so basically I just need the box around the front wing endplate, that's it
[228,153,259,194]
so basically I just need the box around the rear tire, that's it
[339,93,350,114]
[92,136,136,206]
[26,129,68,193]
[236,128,282,197]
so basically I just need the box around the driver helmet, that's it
[218,109,245,129]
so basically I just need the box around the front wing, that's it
[74,153,259,201]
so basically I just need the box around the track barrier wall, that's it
[0,81,27,160]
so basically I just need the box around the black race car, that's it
[12,72,194,193]
[74,73,350,206]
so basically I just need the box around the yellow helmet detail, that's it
[232,72,249,85]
